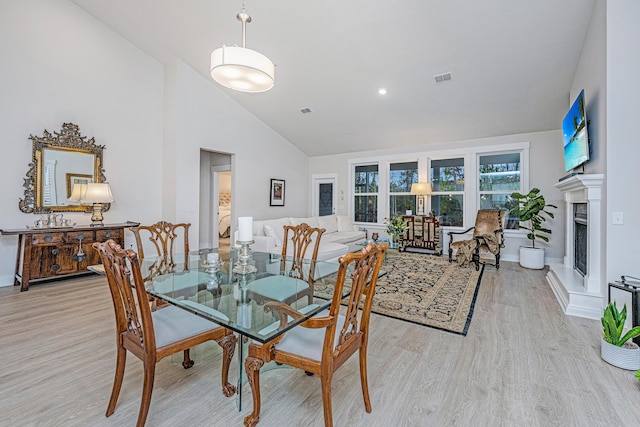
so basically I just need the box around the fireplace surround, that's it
[546,174,604,319]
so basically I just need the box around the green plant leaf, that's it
[619,327,640,346]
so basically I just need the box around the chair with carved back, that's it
[448,209,507,270]
[243,241,388,427]
[93,239,236,427]
[247,223,325,307]
[130,221,190,282]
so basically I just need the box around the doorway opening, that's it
[199,150,233,249]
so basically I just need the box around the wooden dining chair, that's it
[130,221,190,281]
[247,223,325,307]
[93,239,236,427]
[243,241,388,427]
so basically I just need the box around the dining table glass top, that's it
[142,248,349,343]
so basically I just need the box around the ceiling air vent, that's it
[300,107,312,114]
[434,72,452,83]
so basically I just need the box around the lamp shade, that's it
[81,183,114,203]
[410,182,432,195]
[211,46,275,93]
[68,183,88,202]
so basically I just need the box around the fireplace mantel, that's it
[546,174,604,319]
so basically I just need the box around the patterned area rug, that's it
[314,252,484,336]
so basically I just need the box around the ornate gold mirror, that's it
[19,123,110,214]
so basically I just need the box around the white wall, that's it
[309,130,566,263]
[0,0,310,287]
[605,0,640,303]
[0,0,164,285]
[171,61,310,245]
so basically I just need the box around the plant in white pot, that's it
[601,301,640,370]
[509,188,557,269]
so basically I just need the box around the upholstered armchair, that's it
[448,210,507,270]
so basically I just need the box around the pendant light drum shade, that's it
[210,45,274,92]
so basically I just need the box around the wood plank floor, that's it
[1,262,639,426]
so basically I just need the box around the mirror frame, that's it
[19,122,110,214]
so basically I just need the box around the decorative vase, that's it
[391,233,399,249]
[519,246,545,269]
[601,338,640,370]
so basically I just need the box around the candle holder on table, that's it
[232,240,257,275]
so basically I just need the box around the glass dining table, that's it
[140,247,349,411]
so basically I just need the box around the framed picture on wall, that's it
[270,178,285,206]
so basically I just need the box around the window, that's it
[430,158,464,226]
[478,152,521,229]
[389,161,417,217]
[354,164,378,223]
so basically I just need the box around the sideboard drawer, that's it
[67,231,96,243]
[32,233,65,245]
[96,229,121,242]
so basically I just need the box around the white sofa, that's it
[251,215,366,261]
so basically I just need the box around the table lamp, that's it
[81,183,114,226]
[410,182,432,215]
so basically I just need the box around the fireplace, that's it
[573,203,587,276]
[546,174,604,320]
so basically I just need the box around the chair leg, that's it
[137,361,156,427]
[106,345,127,417]
[495,252,501,270]
[182,349,194,369]
[320,370,334,427]
[448,247,453,263]
[359,346,372,413]
[217,334,237,397]
[244,356,265,427]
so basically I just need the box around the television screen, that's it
[562,89,590,172]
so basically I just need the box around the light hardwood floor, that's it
[1,262,639,426]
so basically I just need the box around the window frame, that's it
[353,162,380,223]
[477,151,524,230]
[428,156,465,227]
[347,142,530,231]
[388,160,419,218]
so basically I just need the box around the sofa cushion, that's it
[263,224,283,247]
[317,215,338,233]
[323,230,366,245]
[262,218,291,244]
[277,240,347,262]
[290,217,320,228]
[253,220,267,237]
[336,215,356,232]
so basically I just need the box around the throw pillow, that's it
[290,217,320,228]
[263,224,283,247]
[336,215,355,232]
[317,215,338,233]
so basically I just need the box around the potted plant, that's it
[601,301,640,370]
[384,215,409,248]
[509,187,557,269]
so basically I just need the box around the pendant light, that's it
[210,2,275,93]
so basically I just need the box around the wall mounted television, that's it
[562,89,590,172]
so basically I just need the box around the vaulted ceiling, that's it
[71,0,595,156]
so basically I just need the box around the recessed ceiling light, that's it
[378,88,387,95]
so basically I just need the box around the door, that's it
[312,175,337,217]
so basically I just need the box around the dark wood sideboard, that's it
[399,215,441,254]
[0,221,139,291]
